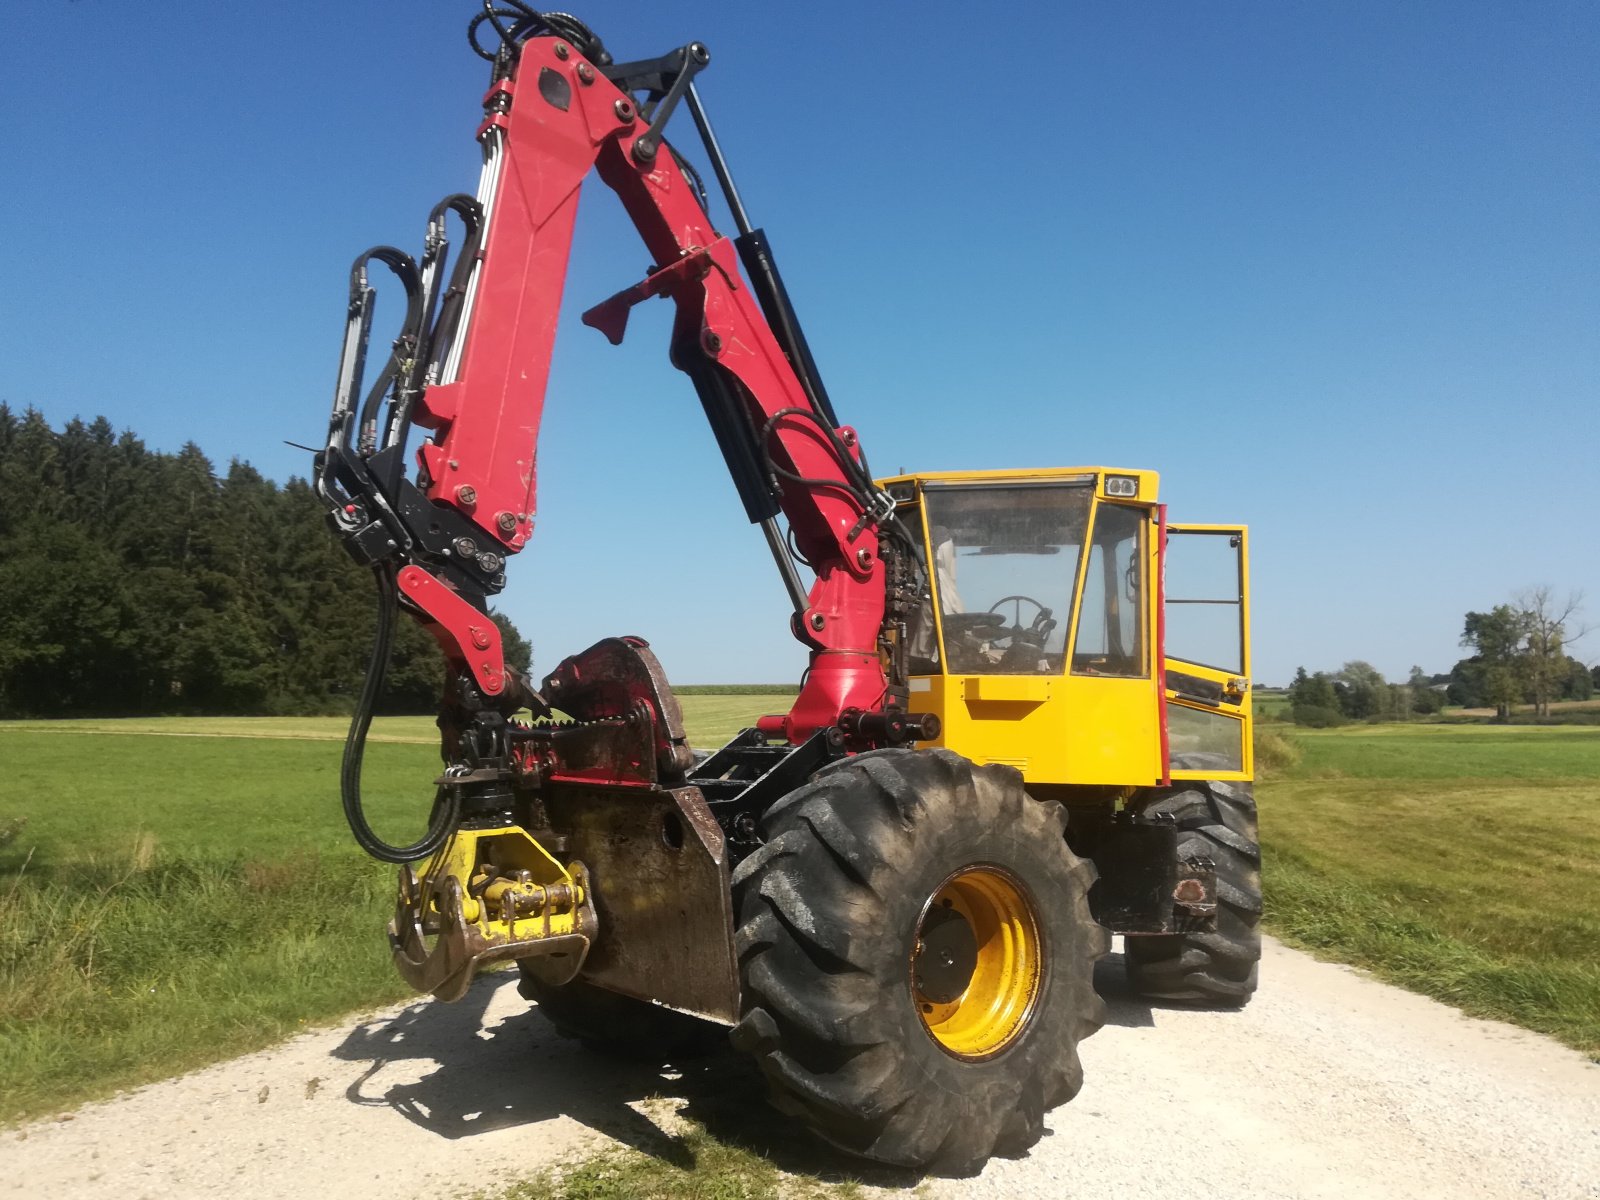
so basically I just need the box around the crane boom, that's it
[318,24,911,748]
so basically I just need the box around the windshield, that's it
[920,483,1092,675]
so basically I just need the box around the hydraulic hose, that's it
[468,4,609,64]
[341,564,460,864]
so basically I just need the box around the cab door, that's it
[1162,523,1252,781]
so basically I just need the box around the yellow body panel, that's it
[886,467,1250,789]
[912,673,1161,785]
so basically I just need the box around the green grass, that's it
[5,707,1596,1129]
[1253,691,1292,719]
[1284,722,1600,780]
[0,698,788,1123]
[493,1121,876,1200]
[1261,723,1600,1058]
[676,695,794,746]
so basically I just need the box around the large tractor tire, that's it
[1123,770,1261,1006]
[730,748,1107,1175]
[517,971,724,1060]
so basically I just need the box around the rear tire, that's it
[730,748,1107,1175]
[517,971,724,1059]
[1123,775,1261,1005]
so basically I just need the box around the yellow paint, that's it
[878,465,1162,498]
[886,469,1250,787]
[421,825,584,944]
[916,866,1043,1059]
[964,676,1052,703]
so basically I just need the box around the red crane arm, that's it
[395,36,889,740]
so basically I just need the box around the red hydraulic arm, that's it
[386,32,893,742]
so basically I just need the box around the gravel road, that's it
[6,937,1597,1199]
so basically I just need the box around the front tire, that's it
[1123,776,1261,1005]
[730,749,1107,1174]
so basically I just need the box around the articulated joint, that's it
[838,707,940,747]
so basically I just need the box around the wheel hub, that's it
[911,865,1044,1060]
[912,903,979,1003]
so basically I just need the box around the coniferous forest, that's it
[0,405,530,718]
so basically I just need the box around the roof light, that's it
[1105,475,1139,498]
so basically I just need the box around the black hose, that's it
[341,565,460,863]
[469,4,609,64]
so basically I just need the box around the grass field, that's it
[1262,723,1600,1057]
[0,698,792,1123]
[3,706,1596,1126]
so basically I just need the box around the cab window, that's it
[1072,503,1147,678]
[921,483,1092,676]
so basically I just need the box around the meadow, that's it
[1262,723,1600,1056]
[0,698,793,1122]
[2,707,1596,1125]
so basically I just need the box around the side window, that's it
[1072,504,1147,677]
[1166,530,1244,674]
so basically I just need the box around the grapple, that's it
[384,637,742,1023]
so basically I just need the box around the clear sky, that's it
[3,1,1595,686]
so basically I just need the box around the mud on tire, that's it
[1123,768,1261,1006]
[730,748,1108,1175]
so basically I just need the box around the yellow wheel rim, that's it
[911,865,1044,1060]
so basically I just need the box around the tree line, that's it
[0,406,530,718]
[1286,592,1593,726]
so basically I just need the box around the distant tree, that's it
[1335,660,1386,720]
[1515,588,1588,718]
[1563,657,1594,702]
[1292,703,1346,728]
[491,610,533,675]
[0,410,531,717]
[1446,659,1481,707]
[1459,606,1528,720]
[1408,665,1444,715]
[1289,668,1342,726]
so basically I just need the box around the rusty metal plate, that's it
[545,782,740,1024]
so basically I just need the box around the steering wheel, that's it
[987,595,1056,646]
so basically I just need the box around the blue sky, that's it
[3,1,1595,686]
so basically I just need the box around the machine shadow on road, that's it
[1095,951,1158,1028]
[328,955,1168,1184]
[327,973,922,1187]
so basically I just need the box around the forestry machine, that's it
[315,4,1259,1175]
